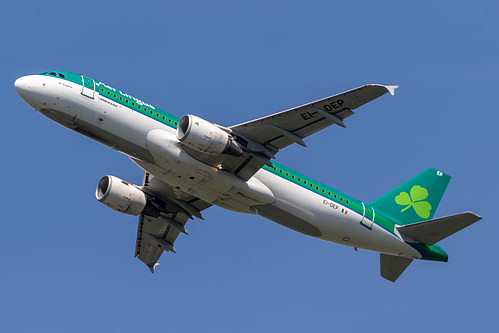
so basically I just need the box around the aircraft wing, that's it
[135,172,212,272]
[229,84,398,153]
[180,84,397,181]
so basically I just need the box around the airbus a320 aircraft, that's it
[15,71,481,282]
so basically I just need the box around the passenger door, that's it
[81,75,95,98]
[360,203,374,229]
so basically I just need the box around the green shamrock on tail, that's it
[395,185,432,219]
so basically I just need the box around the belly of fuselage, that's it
[253,169,423,259]
[40,84,275,213]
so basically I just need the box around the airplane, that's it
[14,70,481,282]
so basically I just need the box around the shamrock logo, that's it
[395,185,432,219]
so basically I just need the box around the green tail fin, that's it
[369,168,451,225]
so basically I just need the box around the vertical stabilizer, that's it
[370,168,451,225]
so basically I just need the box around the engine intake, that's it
[177,115,242,156]
[96,175,147,216]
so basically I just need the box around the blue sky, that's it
[1,1,498,332]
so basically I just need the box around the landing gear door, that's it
[360,203,374,229]
[81,75,95,99]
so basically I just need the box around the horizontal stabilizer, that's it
[397,212,481,246]
[380,254,413,282]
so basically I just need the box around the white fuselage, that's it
[15,74,422,259]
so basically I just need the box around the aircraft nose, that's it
[14,75,32,99]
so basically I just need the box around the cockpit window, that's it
[48,72,56,76]
[58,73,65,78]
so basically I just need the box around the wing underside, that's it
[230,84,398,153]
[134,172,212,272]
[178,84,397,181]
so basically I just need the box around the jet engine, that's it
[95,175,148,216]
[177,115,242,156]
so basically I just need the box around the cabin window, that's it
[346,200,349,204]
[304,181,307,184]
[328,192,331,196]
[138,105,141,109]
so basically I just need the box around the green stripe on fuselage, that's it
[41,71,181,128]
[262,163,396,234]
